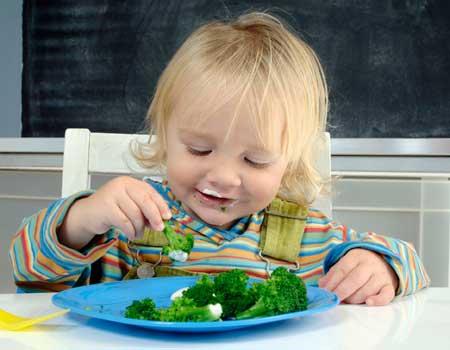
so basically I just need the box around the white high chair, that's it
[62,129,332,217]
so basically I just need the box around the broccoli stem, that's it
[235,300,268,320]
[163,220,176,244]
[182,304,222,322]
[160,303,223,322]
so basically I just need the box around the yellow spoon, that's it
[0,308,70,331]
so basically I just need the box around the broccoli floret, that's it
[162,220,194,262]
[181,275,217,306]
[158,297,222,322]
[124,298,158,320]
[125,296,222,322]
[213,269,257,319]
[124,268,308,322]
[236,267,308,320]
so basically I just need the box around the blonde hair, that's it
[134,11,329,206]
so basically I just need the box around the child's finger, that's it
[141,199,165,231]
[317,274,330,288]
[320,266,347,293]
[146,188,172,220]
[343,274,379,304]
[142,184,172,219]
[109,206,137,239]
[331,264,371,302]
[320,255,358,293]
[127,188,165,231]
[365,284,395,306]
[127,184,171,222]
[116,194,146,238]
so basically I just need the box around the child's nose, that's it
[205,159,242,189]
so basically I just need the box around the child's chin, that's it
[197,210,235,229]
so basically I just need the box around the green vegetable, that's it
[124,298,158,320]
[180,269,256,318]
[181,275,217,306]
[124,295,222,322]
[158,297,222,322]
[124,268,308,322]
[236,267,308,320]
[162,220,194,262]
[213,269,257,319]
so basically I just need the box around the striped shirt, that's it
[9,179,430,295]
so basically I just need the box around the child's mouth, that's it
[195,189,236,208]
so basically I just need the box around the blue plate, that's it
[52,276,338,333]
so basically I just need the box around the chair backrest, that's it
[62,128,332,217]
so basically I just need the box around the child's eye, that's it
[186,146,212,156]
[244,157,270,169]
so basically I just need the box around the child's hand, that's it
[318,248,399,306]
[58,176,172,249]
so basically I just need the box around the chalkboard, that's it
[22,0,450,137]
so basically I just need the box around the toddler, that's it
[10,12,429,305]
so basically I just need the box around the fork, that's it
[0,308,70,331]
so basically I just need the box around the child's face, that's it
[165,97,288,230]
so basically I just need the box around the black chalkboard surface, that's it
[22,0,450,137]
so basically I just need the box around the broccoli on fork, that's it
[161,220,194,262]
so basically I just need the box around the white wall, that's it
[0,0,22,137]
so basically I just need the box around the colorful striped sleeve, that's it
[9,191,123,292]
[305,210,430,296]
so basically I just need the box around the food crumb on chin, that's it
[220,206,227,213]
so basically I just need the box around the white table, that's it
[1,288,449,350]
